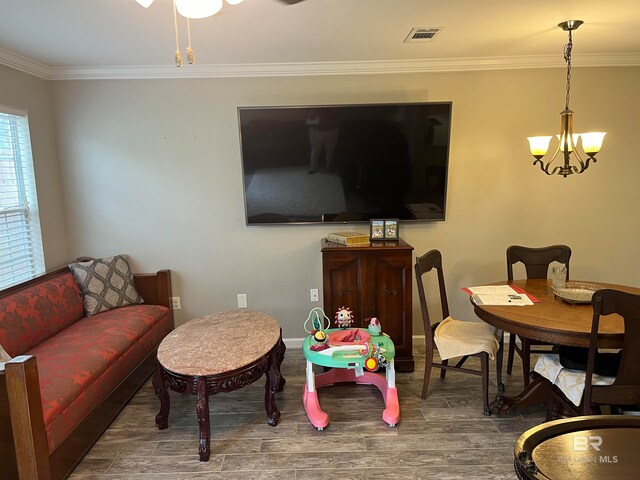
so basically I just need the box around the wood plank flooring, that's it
[68,345,545,479]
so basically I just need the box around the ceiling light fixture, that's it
[527,20,606,177]
[175,0,223,19]
[135,0,244,66]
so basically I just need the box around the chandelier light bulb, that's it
[555,133,580,153]
[175,0,223,19]
[527,136,552,157]
[580,132,606,154]
[225,0,245,4]
[136,0,155,7]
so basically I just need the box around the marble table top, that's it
[157,310,281,376]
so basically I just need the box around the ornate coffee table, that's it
[153,310,286,461]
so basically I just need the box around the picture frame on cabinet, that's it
[383,219,399,240]
[370,218,399,241]
[370,219,385,240]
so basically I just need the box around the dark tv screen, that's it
[238,102,451,225]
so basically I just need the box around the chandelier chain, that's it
[173,0,180,52]
[564,29,573,110]
[187,19,193,50]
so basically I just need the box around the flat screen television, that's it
[238,102,452,225]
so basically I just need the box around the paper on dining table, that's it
[463,284,541,303]
[471,293,534,306]
[465,285,520,295]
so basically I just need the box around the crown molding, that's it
[0,48,51,79]
[1,49,639,81]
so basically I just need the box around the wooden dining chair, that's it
[415,249,503,415]
[505,244,571,387]
[547,289,640,418]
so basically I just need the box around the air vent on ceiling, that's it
[404,27,441,43]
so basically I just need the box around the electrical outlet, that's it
[310,288,319,302]
[237,293,248,309]
[171,297,181,310]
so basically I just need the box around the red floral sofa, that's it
[0,263,173,480]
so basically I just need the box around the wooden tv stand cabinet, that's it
[321,238,414,372]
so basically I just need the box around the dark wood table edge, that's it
[152,331,286,461]
[514,415,640,479]
[473,306,624,349]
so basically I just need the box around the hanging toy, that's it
[363,342,380,371]
[334,306,354,329]
[304,307,331,337]
[377,352,389,367]
[365,355,379,372]
[313,330,327,343]
[366,317,382,335]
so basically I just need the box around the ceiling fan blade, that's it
[277,0,308,4]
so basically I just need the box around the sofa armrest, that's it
[134,269,174,322]
[5,356,52,480]
[134,269,172,308]
[0,366,19,479]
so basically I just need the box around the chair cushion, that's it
[534,354,616,407]
[433,316,500,361]
[68,255,143,316]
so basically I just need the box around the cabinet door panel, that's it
[368,254,411,355]
[323,256,363,327]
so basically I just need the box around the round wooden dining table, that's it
[472,279,640,413]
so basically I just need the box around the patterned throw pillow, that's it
[68,255,144,316]
[0,343,11,363]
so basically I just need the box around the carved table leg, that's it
[196,377,211,461]
[152,361,170,429]
[491,373,551,414]
[265,351,282,427]
[275,335,286,392]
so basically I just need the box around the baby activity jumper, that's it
[302,307,400,430]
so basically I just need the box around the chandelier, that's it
[527,20,606,177]
[136,0,245,67]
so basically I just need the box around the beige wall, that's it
[0,64,69,268]
[47,67,640,340]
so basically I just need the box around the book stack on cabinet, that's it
[326,232,370,246]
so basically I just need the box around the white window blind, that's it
[0,107,45,290]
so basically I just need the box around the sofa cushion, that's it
[28,304,172,452]
[0,272,84,357]
[68,255,143,316]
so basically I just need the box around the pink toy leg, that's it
[382,386,400,426]
[352,371,400,426]
[312,369,400,427]
[303,383,329,430]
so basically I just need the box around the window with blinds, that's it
[0,107,45,290]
